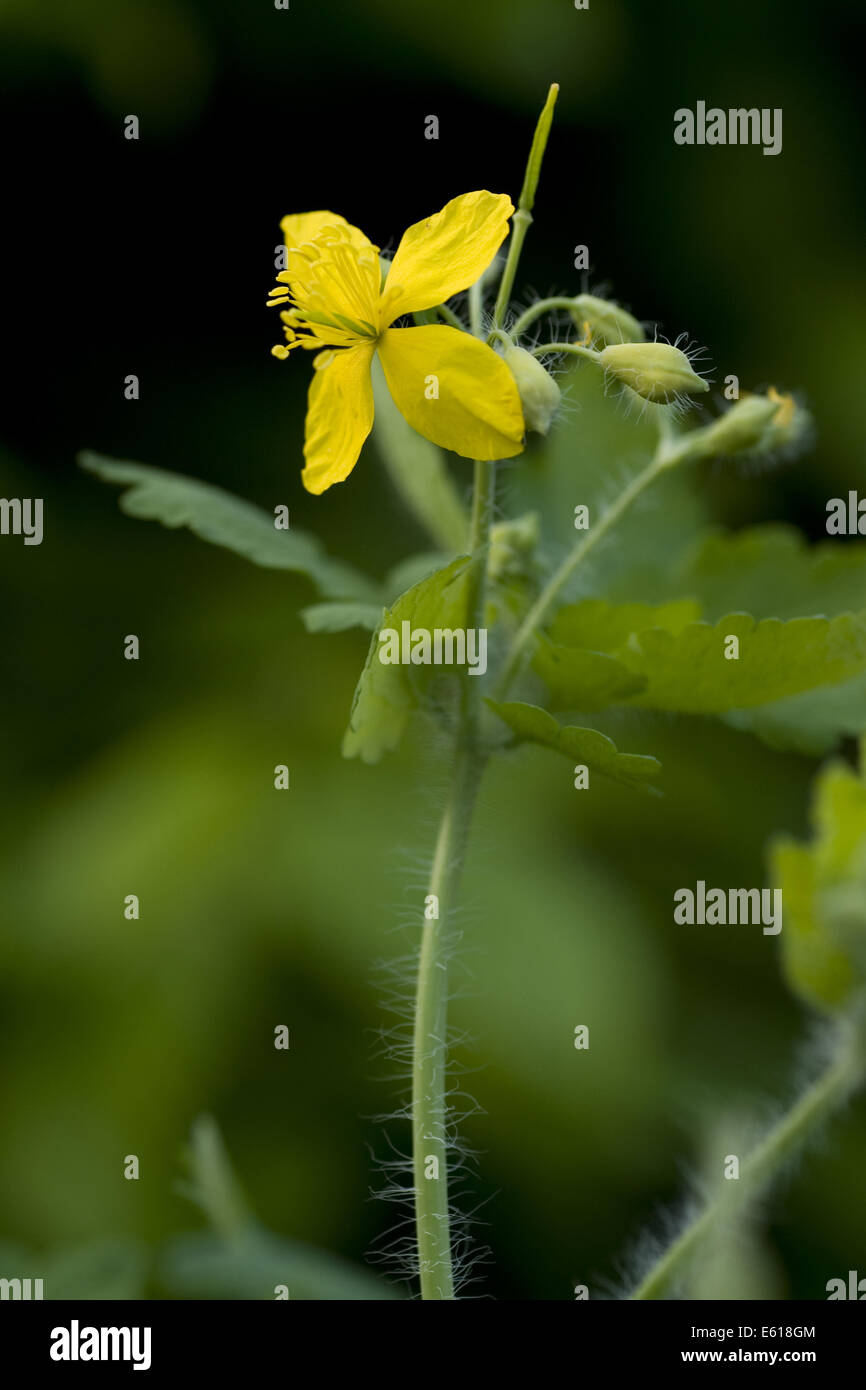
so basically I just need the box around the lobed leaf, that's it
[548,598,701,652]
[655,524,866,622]
[300,602,383,634]
[486,699,662,792]
[342,556,472,763]
[619,612,866,713]
[532,637,648,710]
[723,671,866,755]
[79,451,378,602]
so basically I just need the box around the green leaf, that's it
[342,556,472,763]
[78,451,378,602]
[648,524,866,622]
[370,356,468,551]
[548,598,702,652]
[383,550,453,601]
[533,638,648,710]
[300,602,383,634]
[618,612,866,713]
[160,1228,400,1301]
[486,699,662,793]
[723,671,866,755]
[770,744,866,1013]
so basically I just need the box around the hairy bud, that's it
[503,344,561,434]
[599,341,709,404]
[571,294,644,346]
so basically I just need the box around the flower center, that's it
[267,225,381,355]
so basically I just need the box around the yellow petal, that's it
[302,343,376,494]
[281,211,372,252]
[379,191,514,324]
[377,325,525,461]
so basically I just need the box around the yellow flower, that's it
[267,192,526,494]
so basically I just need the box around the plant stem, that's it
[412,458,493,1301]
[491,83,559,332]
[436,302,467,331]
[511,296,582,337]
[630,1023,865,1300]
[412,742,484,1299]
[411,83,557,1299]
[494,449,669,697]
[530,340,598,363]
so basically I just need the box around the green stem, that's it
[511,296,582,338]
[494,449,669,697]
[491,83,559,332]
[436,302,467,331]
[468,280,483,339]
[630,1023,866,1300]
[530,340,599,363]
[412,457,494,1301]
[412,83,557,1299]
[412,744,484,1300]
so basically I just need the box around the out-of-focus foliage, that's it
[772,740,866,1014]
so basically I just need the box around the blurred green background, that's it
[1,0,865,1299]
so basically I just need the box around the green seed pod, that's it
[503,344,561,435]
[599,341,709,403]
[571,294,645,346]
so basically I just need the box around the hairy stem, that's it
[412,458,493,1301]
[412,743,484,1299]
[531,340,598,363]
[511,296,583,338]
[630,1022,866,1300]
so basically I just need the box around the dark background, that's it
[1,0,865,1300]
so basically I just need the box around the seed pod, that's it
[599,341,709,403]
[503,344,561,435]
[571,294,644,346]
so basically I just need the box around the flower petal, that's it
[302,343,376,494]
[377,325,525,461]
[379,191,514,324]
[281,211,373,252]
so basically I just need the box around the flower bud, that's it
[503,344,561,435]
[762,387,811,455]
[599,341,709,404]
[689,393,781,458]
[571,294,644,346]
[673,389,811,465]
[488,511,540,581]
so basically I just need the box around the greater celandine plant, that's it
[82,84,866,1300]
